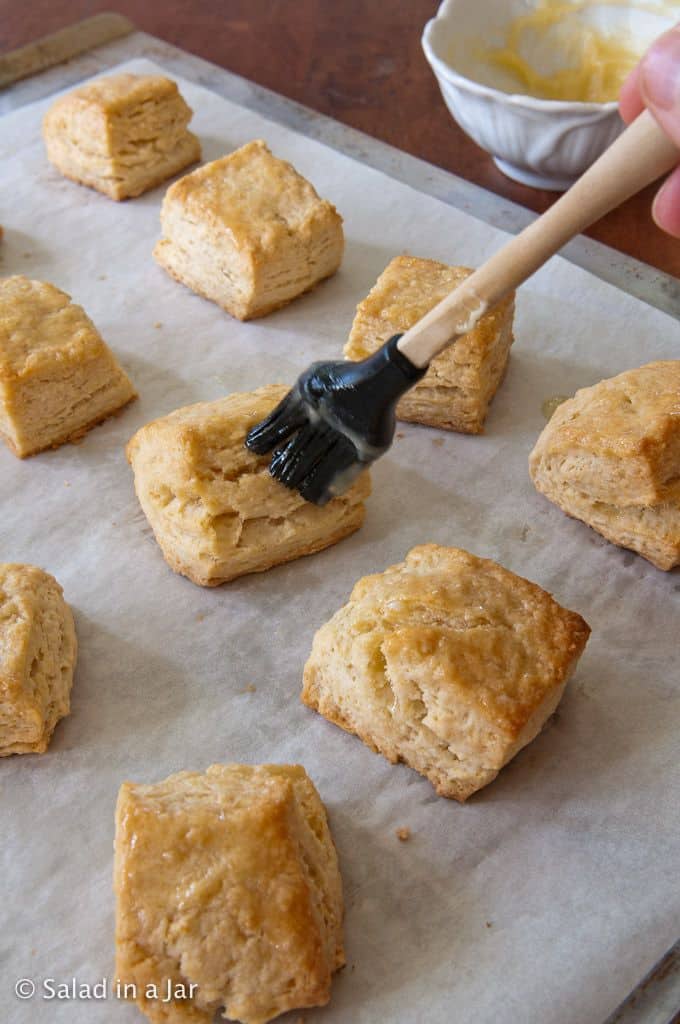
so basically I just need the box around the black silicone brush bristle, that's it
[271,426,361,504]
[245,334,426,505]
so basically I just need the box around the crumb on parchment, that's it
[396,827,411,841]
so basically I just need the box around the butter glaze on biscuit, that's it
[126,385,370,585]
[530,361,680,570]
[114,763,344,1024]
[303,544,590,800]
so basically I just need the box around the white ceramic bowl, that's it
[422,0,674,190]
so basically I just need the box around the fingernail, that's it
[651,170,680,239]
[640,25,680,112]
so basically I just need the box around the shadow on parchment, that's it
[483,347,610,440]
[49,614,195,766]
[118,351,208,427]
[271,791,502,1024]
[0,227,53,273]
[248,238,406,350]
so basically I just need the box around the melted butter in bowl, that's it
[423,0,676,188]
[477,0,645,103]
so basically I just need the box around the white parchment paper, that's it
[1,58,679,1024]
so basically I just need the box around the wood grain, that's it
[1,0,678,277]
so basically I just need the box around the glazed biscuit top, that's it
[532,362,680,503]
[535,362,680,460]
[345,255,514,360]
[47,73,182,116]
[0,276,104,380]
[126,384,370,523]
[339,544,590,737]
[126,386,295,514]
[117,762,316,821]
[115,764,336,977]
[161,140,341,254]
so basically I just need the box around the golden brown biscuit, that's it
[0,276,136,457]
[529,361,680,570]
[126,385,370,586]
[0,563,77,756]
[153,140,344,320]
[42,73,201,200]
[344,255,515,433]
[302,545,590,801]
[114,763,344,1024]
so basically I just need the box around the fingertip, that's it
[652,165,680,238]
[619,65,644,123]
[639,24,680,148]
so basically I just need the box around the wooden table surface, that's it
[2,0,679,279]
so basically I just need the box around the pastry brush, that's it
[246,111,678,505]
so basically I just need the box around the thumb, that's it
[639,24,680,148]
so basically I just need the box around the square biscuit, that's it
[344,255,515,433]
[0,276,136,458]
[530,361,680,570]
[126,385,370,586]
[0,563,77,756]
[114,763,344,1024]
[42,73,201,200]
[302,545,590,801]
[153,140,344,320]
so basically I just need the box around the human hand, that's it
[620,24,680,238]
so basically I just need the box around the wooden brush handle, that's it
[397,111,679,368]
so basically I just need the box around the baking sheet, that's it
[1,56,679,1024]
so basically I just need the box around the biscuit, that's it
[42,73,201,201]
[153,140,344,320]
[126,385,370,586]
[0,563,77,756]
[0,276,136,457]
[344,255,515,433]
[302,545,590,801]
[114,763,344,1024]
[529,361,680,570]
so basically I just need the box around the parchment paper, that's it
[1,58,679,1024]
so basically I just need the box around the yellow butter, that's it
[479,0,647,103]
